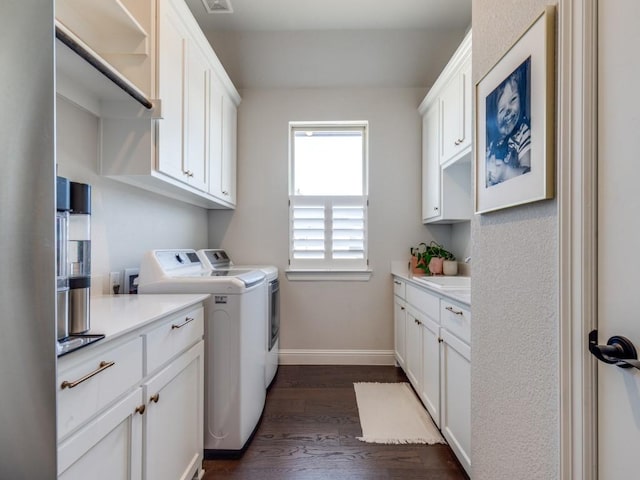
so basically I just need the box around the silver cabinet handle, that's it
[171,316,195,329]
[394,280,401,285]
[60,361,115,389]
[445,306,464,316]
[222,190,229,196]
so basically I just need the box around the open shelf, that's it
[56,0,149,55]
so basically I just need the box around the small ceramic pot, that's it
[428,257,444,275]
[410,256,424,275]
[443,260,458,276]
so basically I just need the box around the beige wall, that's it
[56,97,209,293]
[471,1,559,478]
[208,87,454,359]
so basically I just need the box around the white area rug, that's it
[354,382,445,445]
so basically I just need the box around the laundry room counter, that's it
[88,293,210,342]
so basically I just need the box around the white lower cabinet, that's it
[392,275,471,475]
[404,310,422,388]
[440,329,471,473]
[393,295,407,368]
[144,341,204,480]
[419,312,441,427]
[57,302,205,479]
[58,388,144,480]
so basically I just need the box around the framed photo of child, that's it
[475,5,555,214]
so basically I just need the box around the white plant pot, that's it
[443,260,458,276]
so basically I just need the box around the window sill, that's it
[285,269,373,281]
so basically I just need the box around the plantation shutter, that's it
[290,195,367,270]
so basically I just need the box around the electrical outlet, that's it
[109,271,121,295]
[123,268,140,295]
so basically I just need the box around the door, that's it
[596,0,640,477]
[144,341,204,480]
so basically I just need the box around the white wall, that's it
[208,87,453,359]
[56,97,208,294]
[471,1,559,478]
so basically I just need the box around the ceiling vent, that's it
[202,0,233,14]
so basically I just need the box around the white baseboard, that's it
[278,349,396,366]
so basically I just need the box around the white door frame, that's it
[558,0,598,478]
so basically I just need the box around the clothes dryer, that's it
[197,249,279,387]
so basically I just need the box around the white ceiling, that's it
[183,0,472,89]
[185,0,471,32]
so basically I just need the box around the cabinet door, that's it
[422,103,441,222]
[143,341,204,480]
[184,41,209,192]
[404,310,422,391]
[58,388,143,480]
[420,314,441,427]
[156,0,186,182]
[440,58,472,164]
[440,329,471,475]
[221,94,237,205]
[440,71,462,163]
[208,75,224,199]
[459,59,472,154]
[394,296,407,368]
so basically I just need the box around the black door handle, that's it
[589,330,640,370]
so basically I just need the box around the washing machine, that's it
[197,249,279,388]
[138,249,267,456]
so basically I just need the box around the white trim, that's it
[278,349,395,366]
[285,269,373,281]
[558,0,599,479]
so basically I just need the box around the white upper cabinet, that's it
[220,95,238,204]
[99,0,240,209]
[440,55,472,165]
[157,1,210,193]
[422,102,441,221]
[419,31,472,224]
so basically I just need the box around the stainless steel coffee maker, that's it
[56,178,102,356]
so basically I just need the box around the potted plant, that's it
[410,241,456,276]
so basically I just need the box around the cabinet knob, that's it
[222,190,229,196]
[135,404,146,415]
[434,206,439,211]
[150,393,160,404]
[401,306,405,311]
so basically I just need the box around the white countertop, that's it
[391,261,471,306]
[88,293,210,341]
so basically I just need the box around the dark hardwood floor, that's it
[202,365,468,479]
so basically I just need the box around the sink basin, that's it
[413,276,471,290]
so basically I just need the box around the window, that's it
[288,122,369,274]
